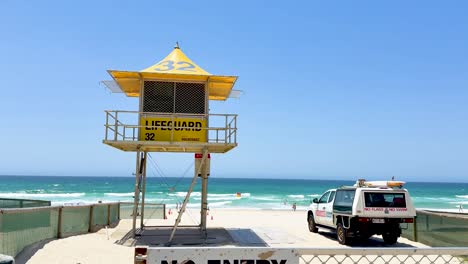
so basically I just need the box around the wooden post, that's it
[426,213,430,231]
[118,202,121,220]
[88,205,94,232]
[413,216,418,242]
[57,207,63,238]
[107,204,111,226]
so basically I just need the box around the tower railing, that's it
[104,110,237,145]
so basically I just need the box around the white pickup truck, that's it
[307,180,416,245]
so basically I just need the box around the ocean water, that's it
[0,176,467,211]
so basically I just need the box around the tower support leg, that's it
[200,170,208,236]
[140,152,148,229]
[132,151,141,236]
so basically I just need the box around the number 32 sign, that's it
[153,60,196,72]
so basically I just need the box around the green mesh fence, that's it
[0,203,121,257]
[0,207,59,257]
[92,204,108,229]
[0,198,50,209]
[119,203,165,219]
[61,206,90,237]
[110,204,119,223]
[402,210,468,246]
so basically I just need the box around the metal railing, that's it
[104,110,237,144]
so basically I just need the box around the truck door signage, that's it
[315,210,326,217]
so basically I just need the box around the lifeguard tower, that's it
[102,43,238,243]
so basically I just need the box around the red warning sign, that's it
[195,153,211,176]
[195,153,211,159]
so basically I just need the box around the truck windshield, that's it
[364,192,406,208]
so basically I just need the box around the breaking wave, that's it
[0,192,85,198]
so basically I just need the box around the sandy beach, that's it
[21,208,427,264]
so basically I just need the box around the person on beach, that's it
[292,202,297,211]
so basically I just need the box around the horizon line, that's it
[0,174,467,184]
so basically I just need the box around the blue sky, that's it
[0,1,467,182]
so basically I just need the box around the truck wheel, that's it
[337,223,351,245]
[308,214,318,233]
[382,233,398,245]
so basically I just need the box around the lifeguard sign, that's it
[141,116,207,142]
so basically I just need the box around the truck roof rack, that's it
[353,179,405,189]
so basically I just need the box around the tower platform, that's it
[103,110,237,153]
[103,140,237,153]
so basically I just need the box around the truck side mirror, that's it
[312,198,318,203]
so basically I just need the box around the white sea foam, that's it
[250,197,280,201]
[189,192,254,201]
[307,194,321,197]
[208,193,231,197]
[449,201,468,205]
[173,192,251,199]
[169,192,202,197]
[104,192,134,197]
[209,201,232,207]
[51,201,88,206]
[61,202,88,206]
[193,197,236,201]
[209,193,251,198]
[144,198,163,202]
[288,194,305,199]
[0,192,85,198]
[456,195,468,199]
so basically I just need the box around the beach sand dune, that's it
[23,209,427,264]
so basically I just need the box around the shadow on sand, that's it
[317,230,417,247]
[114,226,268,247]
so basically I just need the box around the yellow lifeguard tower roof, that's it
[107,44,238,100]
